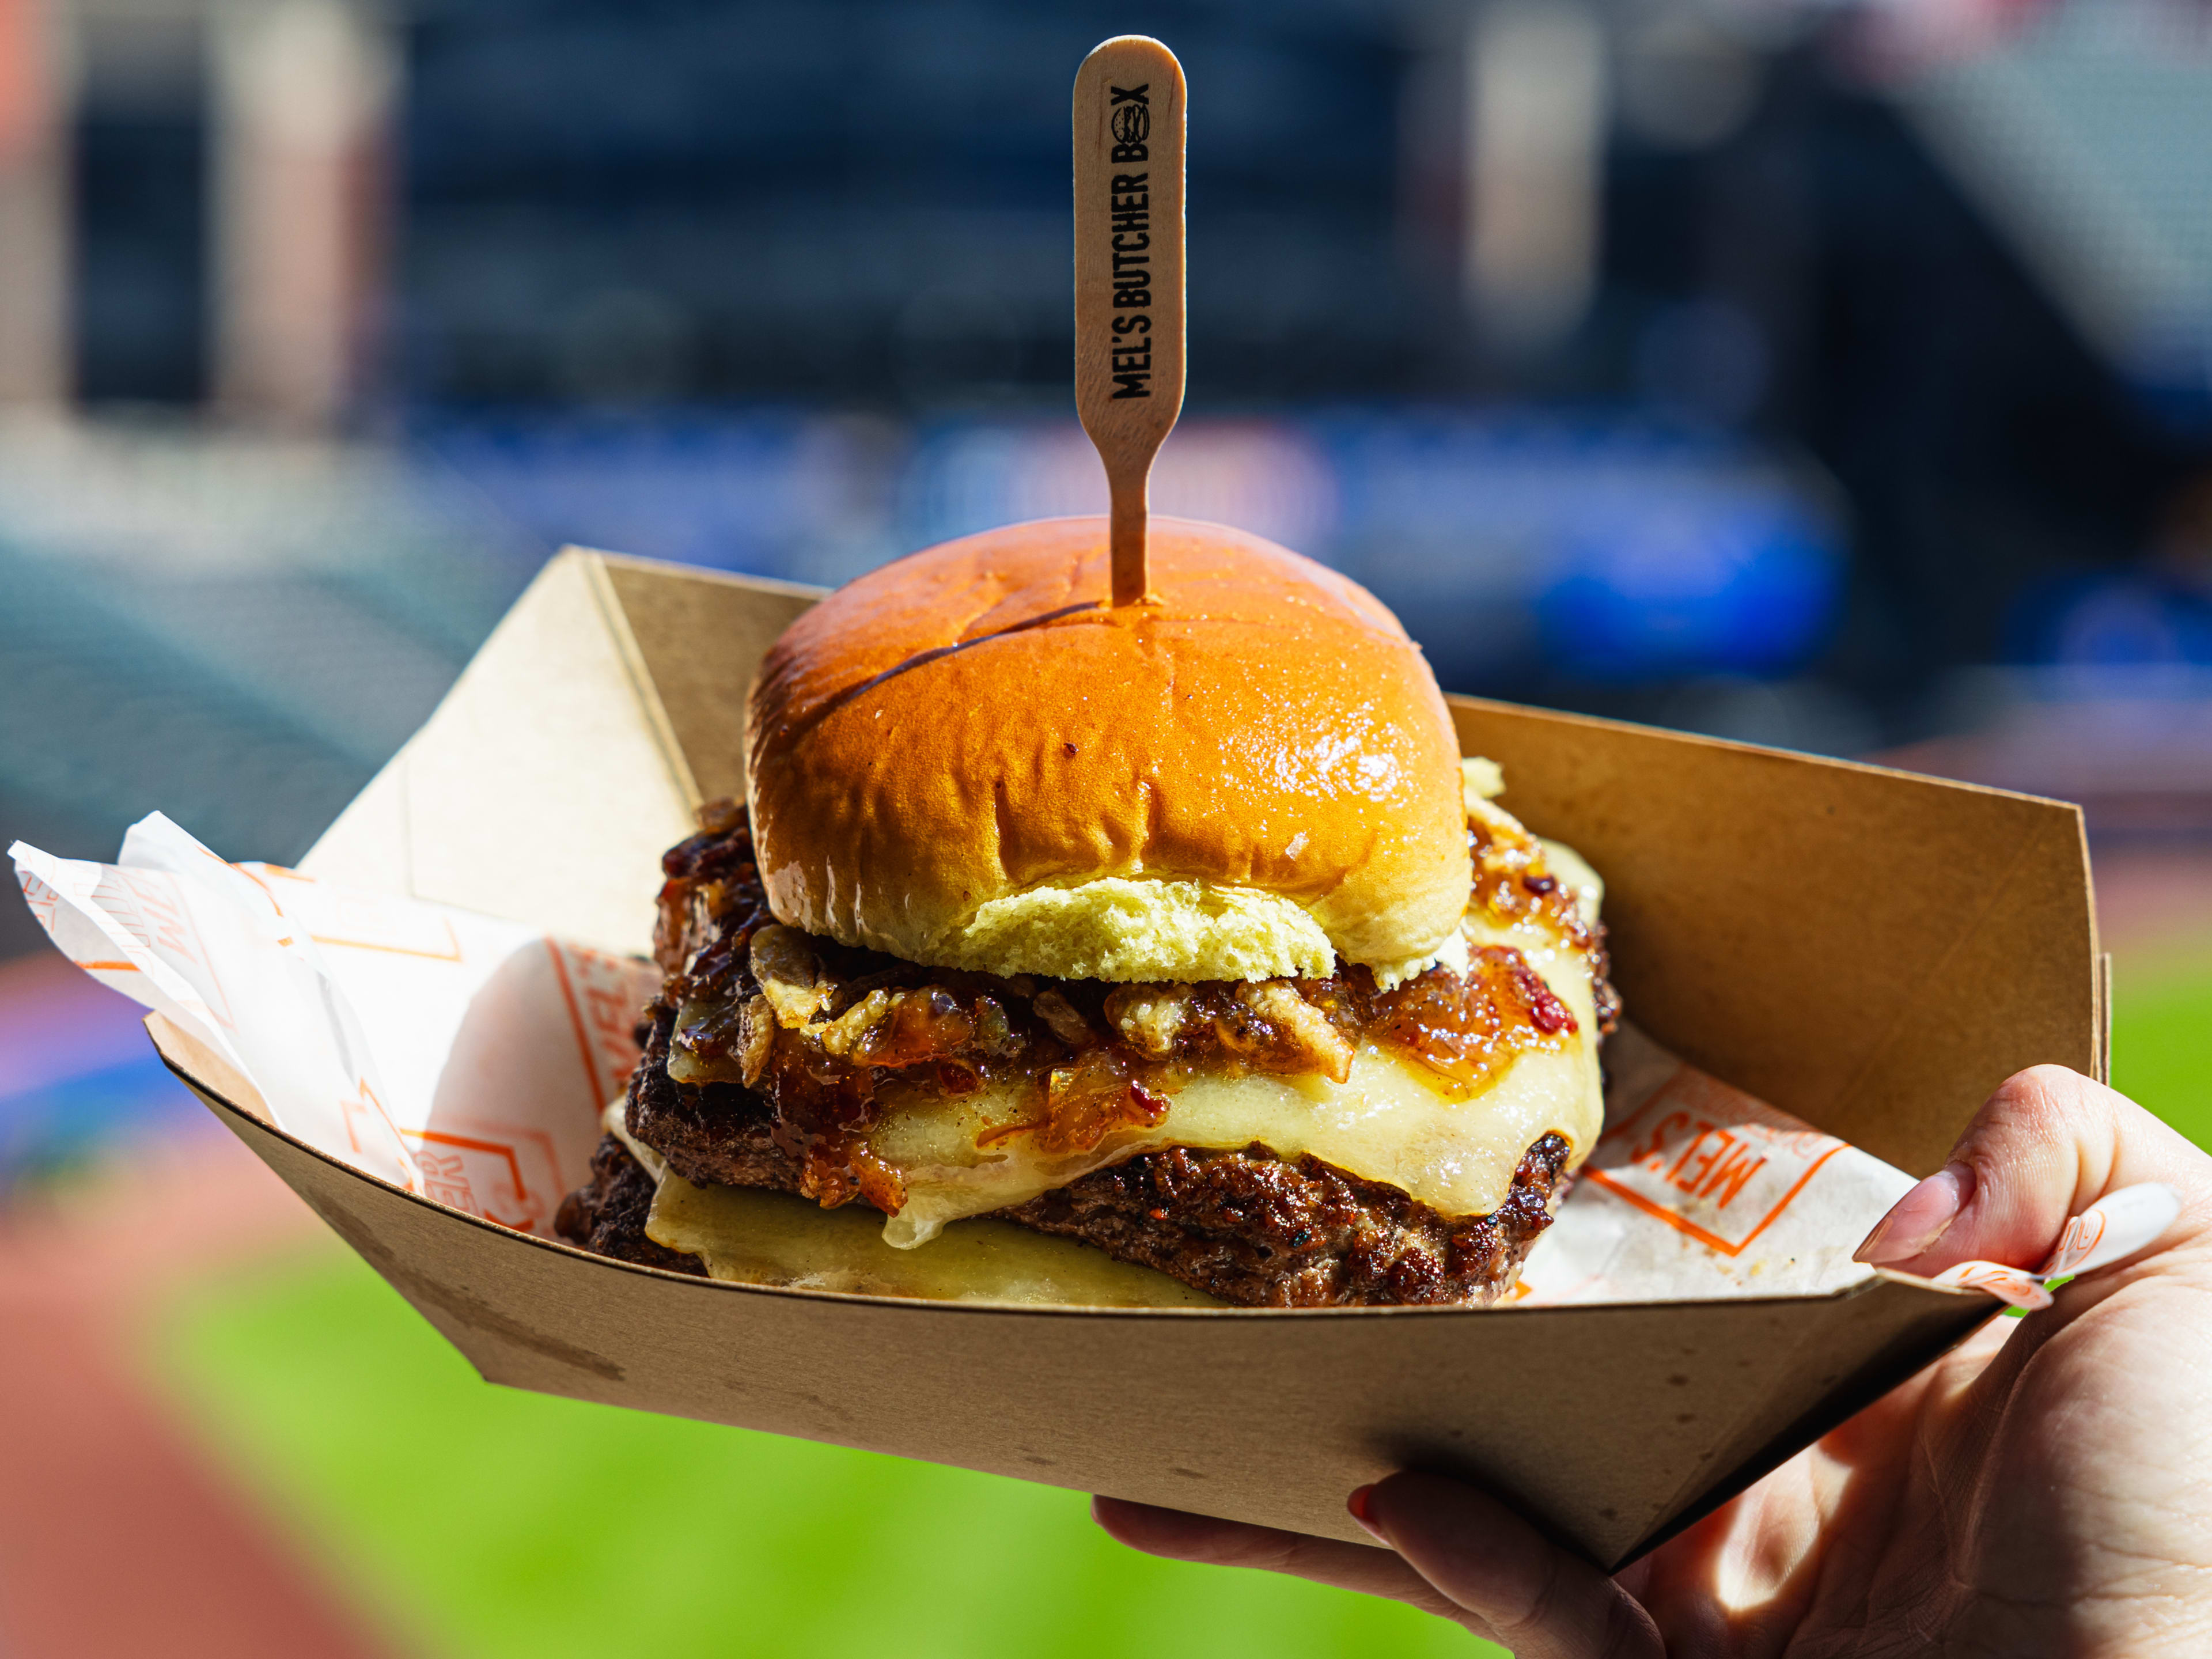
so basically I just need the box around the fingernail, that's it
[1856,1164,1972,1265]
[1347,1484,1385,1542]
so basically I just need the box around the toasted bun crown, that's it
[745,517,1472,982]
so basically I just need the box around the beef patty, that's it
[558,1010,1574,1308]
[556,1132,707,1277]
[555,800,1602,1308]
[999,1131,1571,1306]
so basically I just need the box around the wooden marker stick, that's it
[1073,35,1186,608]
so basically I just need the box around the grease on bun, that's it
[744,516,1471,983]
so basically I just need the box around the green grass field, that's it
[155,1252,1479,1659]
[149,957,2212,1659]
[2111,955,2212,1147]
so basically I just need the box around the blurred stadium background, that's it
[2,0,2210,1654]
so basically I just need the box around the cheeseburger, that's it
[556,517,1618,1306]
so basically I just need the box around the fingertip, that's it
[1995,1063,2101,1111]
[1370,1473,1664,1656]
[1360,1471,1522,1562]
[1090,1494,1164,1549]
[1856,1163,1972,1266]
[1090,1495,1236,1560]
[1878,1065,2211,1280]
[1347,1483,1385,1543]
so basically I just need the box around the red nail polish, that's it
[1348,1484,1374,1523]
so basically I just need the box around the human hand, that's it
[1094,1066,2212,1656]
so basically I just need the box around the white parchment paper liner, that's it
[16,815,1928,1305]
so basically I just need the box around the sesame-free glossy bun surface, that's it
[744,517,1471,982]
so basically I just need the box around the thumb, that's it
[1353,1474,1663,1659]
[1854,1064,2212,1279]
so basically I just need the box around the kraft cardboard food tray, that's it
[146,547,2101,1570]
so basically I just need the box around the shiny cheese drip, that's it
[865,911,1604,1248]
[645,1173,1217,1307]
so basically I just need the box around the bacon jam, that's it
[643,797,1616,1213]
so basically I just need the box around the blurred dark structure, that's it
[390,0,2212,724]
[1597,47,2206,729]
[400,2,1421,407]
[73,13,209,402]
[7,0,2212,935]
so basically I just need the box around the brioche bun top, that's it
[744,516,1471,983]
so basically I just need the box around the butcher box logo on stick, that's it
[1074,35,1186,607]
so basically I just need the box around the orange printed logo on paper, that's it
[100,868,236,1028]
[334,1078,422,1191]
[17,869,59,932]
[548,941,650,1110]
[118,870,200,963]
[1583,1066,1846,1256]
[403,1122,564,1236]
[1931,1259,2053,1312]
[2042,1207,2108,1278]
[415,1147,478,1213]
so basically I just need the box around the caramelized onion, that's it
[649,800,1612,1223]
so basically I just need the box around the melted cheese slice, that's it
[645,1173,1217,1307]
[865,910,1604,1247]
